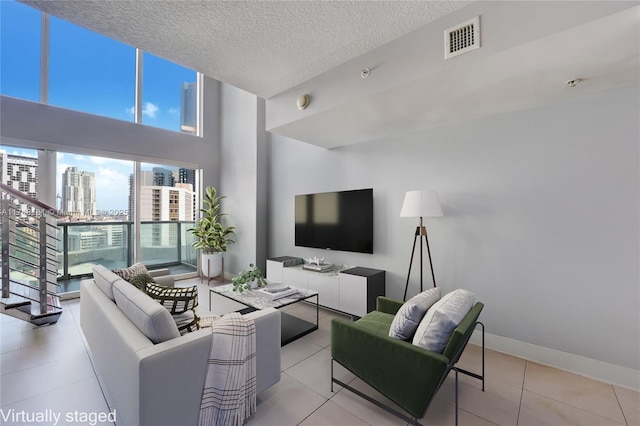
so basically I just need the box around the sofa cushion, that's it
[113,262,149,281]
[112,280,180,344]
[412,289,475,354]
[146,283,200,334]
[389,287,440,340]
[92,265,123,301]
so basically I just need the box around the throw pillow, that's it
[172,310,199,335]
[146,283,200,334]
[412,289,475,354]
[389,287,441,340]
[112,262,149,281]
[128,273,156,292]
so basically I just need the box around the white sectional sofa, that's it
[80,265,281,426]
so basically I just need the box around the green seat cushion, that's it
[354,310,394,336]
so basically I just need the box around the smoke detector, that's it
[445,16,481,60]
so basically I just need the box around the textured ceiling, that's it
[22,0,472,98]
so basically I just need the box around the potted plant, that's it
[232,263,267,292]
[188,186,235,278]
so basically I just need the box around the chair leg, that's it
[454,367,459,426]
[330,358,334,393]
[477,321,485,392]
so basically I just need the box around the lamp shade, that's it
[400,190,443,218]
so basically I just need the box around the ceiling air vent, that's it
[444,16,480,60]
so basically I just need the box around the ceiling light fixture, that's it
[566,78,581,87]
[297,94,310,110]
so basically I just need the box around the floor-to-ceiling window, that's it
[1,1,205,293]
[55,152,134,278]
[0,0,202,137]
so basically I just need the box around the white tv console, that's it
[266,257,385,318]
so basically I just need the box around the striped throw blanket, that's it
[199,313,256,426]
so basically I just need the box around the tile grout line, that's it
[611,385,630,426]
[516,360,527,425]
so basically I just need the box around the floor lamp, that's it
[400,190,443,301]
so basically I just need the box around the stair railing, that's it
[1,182,61,318]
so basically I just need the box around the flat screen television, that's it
[295,188,373,254]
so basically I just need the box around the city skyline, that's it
[1,146,195,214]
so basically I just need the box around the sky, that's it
[0,0,196,212]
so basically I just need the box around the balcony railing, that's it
[56,221,197,281]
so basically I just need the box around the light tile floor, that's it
[1,278,638,426]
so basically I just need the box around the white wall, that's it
[219,84,268,276]
[268,87,639,372]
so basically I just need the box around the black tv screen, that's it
[295,188,373,254]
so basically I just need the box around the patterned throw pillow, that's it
[128,273,156,291]
[146,283,200,334]
[389,287,441,340]
[112,262,149,281]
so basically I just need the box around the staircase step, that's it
[1,296,63,326]
[0,295,32,310]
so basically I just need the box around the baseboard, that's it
[469,330,640,391]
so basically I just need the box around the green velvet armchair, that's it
[331,296,484,425]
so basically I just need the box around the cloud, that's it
[96,167,129,189]
[89,156,132,166]
[168,108,179,115]
[125,103,160,118]
[89,156,108,165]
[143,102,159,118]
[3,149,37,158]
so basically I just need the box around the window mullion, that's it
[40,13,49,104]
[135,48,143,124]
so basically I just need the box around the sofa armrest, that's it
[152,275,175,287]
[149,269,175,288]
[137,329,212,426]
[331,317,448,418]
[376,296,404,315]
[243,308,281,394]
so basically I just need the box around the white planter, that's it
[201,252,223,278]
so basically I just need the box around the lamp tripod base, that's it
[403,222,436,301]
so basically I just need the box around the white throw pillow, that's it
[389,287,441,340]
[412,289,475,353]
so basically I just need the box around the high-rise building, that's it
[139,185,195,222]
[152,167,175,187]
[61,167,96,218]
[139,184,195,247]
[180,82,197,134]
[0,151,38,199]
[178,168,195,191]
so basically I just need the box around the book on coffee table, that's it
[256,285,298,300]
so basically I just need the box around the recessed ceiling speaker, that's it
[297,94,310,110]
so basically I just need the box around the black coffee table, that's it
[209,284,319,346]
